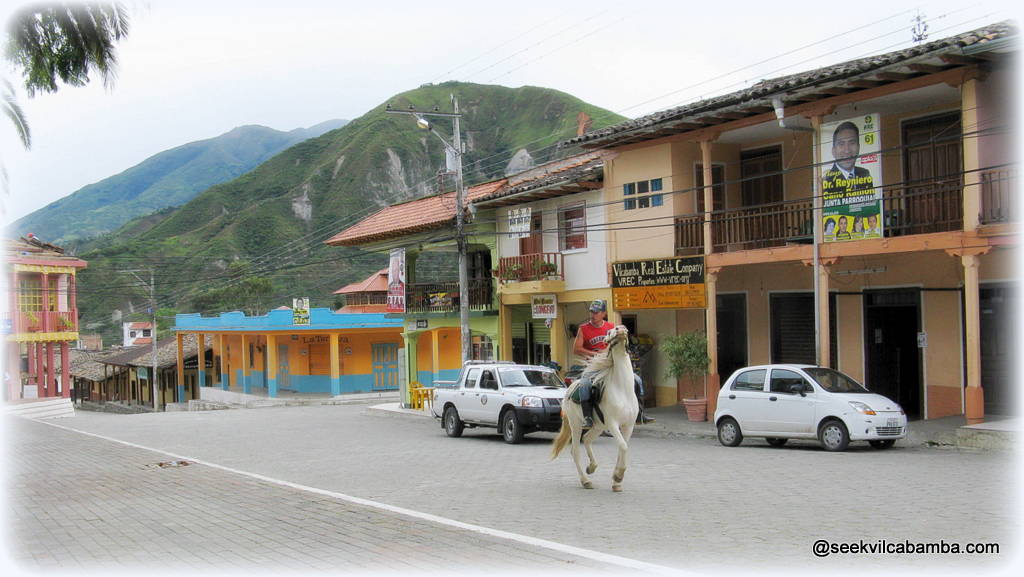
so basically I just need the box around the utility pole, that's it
[121,269,160,411]
[387,96,472,363]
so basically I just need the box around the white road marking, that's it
[37,419,685,575]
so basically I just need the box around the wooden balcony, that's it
[405,279,493,314]
[497,253,564,283]
[980,169,1017,224]
[675,180,965,255]
[2,310,78,336]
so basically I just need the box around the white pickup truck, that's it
[430,361,567,444]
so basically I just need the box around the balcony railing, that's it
[980,169,1017,224]
[496,253,564,283]
[2,310,78,334]
[405,279,493,314]
[675,180,964,254]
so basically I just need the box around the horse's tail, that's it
[550,415,570,460]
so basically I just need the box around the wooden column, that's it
[961,76,982,232]
[45,342,55,397]
[217,334,227,390]
[430,330,441,385]
[60,341,70,398]
[962,252,985,424]
[196,333,206,388]
[701,139,715,254]
[240,334,250,394]
[705,268,720,416]
[26,340,35,388]
[329,332,341,396]
[68,273,77,330]
[266,334,278,398]
[40,273,50,332]
[499,301,513,361]
[176,333,185,402]
[36,342,44,396]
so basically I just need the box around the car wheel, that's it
[443,406,464,438]
[869,439,895,450]
[501,410,524,444]
[717,417,743,447]
[819,419,850,452]
[765,437,788,447]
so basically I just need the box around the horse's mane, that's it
[579,333,623,387]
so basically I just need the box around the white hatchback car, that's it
[714,364,907,451]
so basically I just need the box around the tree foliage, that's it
[4,2,130,97]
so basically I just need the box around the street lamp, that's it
[387,96,472,363]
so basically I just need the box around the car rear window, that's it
[731,369,766,391]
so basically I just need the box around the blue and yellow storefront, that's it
[174,308,403,398]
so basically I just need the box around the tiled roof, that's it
[101,334,210,369]
[133,337,153,345]
[334,269,388,294]
[324,179,506,246]
[473,150,614,207]
[128,322,152,330]
[4,237,87,267]
[563,22,1016,149]
[67,349,125,381]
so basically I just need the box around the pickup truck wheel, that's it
[501,410,524,444]
[443,406,464,438]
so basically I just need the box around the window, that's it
[731,369,767,391]
[143,329,151,337]
[769,369,811,394]
[480,370,498,390]
[464,368,481,389]
[623,178,664,210]
[472,335,494,360]
[130,331,137,338]
[558,202,587,251]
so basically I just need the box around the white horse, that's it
[551,325,639,492]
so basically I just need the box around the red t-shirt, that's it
[579,320,614,352]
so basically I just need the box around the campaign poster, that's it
[386,248,406,313]
[292,297,310,325]
[508,207,532,239]
[820,114,884,242]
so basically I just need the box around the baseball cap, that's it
[588,299,607,313]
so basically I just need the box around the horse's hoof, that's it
[612,485,623,493]
[586,463,597,474]
[582,481,594,489]
[613,472,624,483]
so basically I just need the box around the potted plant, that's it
[501,263,523,282]
[660,331,711,421]
[537,261,558,279]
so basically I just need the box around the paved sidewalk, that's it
[370,402,1017,449]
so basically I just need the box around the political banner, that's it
[820,114,884,242]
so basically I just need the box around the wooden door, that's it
[902,112,962,234]
[518,213,543,255]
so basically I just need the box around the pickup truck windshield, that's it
[497,368,564,388]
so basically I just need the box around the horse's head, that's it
[602,325,630,349]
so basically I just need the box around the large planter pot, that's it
[682,398,707,422]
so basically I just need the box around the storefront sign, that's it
[292,297,310,325]
[508,207,532,238]
[301,335,329,344]
[405,319,429,331]
[531,294,557,319]
[611,256,706,309]
[820,114,884,242]
[387,248,406,313]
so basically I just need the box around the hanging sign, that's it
[820,114,884,242]
[508,207,532,239]
[531,294,557,319]
[386,248,406,313]
[611,256,706,310]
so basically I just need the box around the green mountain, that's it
[10,119,348,244]
[74,82,626,343]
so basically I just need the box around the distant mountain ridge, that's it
[10,118,348,243]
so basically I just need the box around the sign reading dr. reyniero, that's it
[612,256,706,309]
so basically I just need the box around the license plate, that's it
[886,417,898,427]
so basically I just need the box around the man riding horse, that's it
[573,299,654,427]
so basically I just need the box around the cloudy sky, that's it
[1,0,1019,223]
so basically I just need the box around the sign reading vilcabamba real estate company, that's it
[820,114,884,242]
[611,256,706,310]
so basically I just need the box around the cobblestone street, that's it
[3,405,1018,574]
